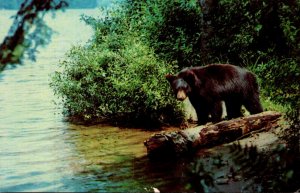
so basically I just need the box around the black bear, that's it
[166,64,263,125]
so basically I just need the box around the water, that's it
[0,9,189,192]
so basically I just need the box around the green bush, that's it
[51,33,184,127]
[252,59,300,122]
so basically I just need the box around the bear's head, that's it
[166,70,200,101]
[165,74,194,101]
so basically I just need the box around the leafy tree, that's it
[0,0,68,71]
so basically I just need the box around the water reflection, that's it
[63,124,186,192]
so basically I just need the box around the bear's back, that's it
[181,64,254,96]
[180,64,244,82]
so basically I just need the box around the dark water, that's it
[0,9,191,192]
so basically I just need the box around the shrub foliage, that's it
[51,32,183,126]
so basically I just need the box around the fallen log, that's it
[144,111,282,159]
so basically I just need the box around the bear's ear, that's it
[182,71,201,86]
[165,74,176,83]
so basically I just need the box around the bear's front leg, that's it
[194,105,210,125]
[188,97,209,125]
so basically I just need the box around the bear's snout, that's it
[177,90,187,101]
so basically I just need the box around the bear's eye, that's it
[174,79,189,90]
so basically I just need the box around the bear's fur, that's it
[166,64,263,125]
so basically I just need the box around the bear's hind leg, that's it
[244,94,263,114]
[225,100,243,119]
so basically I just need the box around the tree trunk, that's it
[144,111,282,159]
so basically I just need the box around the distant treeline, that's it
[0,0,109,9]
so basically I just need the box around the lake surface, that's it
[0,9,191,192]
